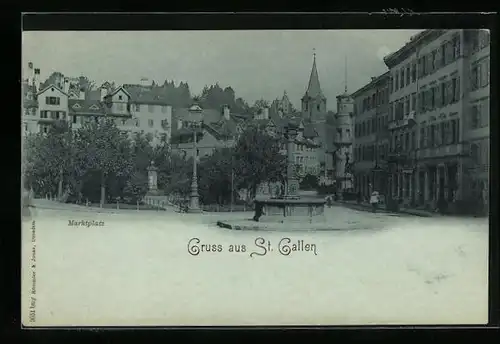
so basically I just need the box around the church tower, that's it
[301,51,327,122]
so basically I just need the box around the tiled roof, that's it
[87,89,102,101]
[36,84,68,96]
[68,99,106,115]
[172,107,222,125]
[122,85,171,105]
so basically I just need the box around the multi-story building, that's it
[383,29,490,211]
[351,72,390,199]
[36,84,70,134]
[123,84,173,145]
[461,29,490,208]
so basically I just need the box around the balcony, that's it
[416,143,468,160]
[333,136,353,145]
[388,111,416,130]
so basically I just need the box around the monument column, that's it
[147,161,159,195]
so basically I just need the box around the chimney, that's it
[223,105,230,120]
[262,107,269,120]
[63,78,70,94]
[33,68,40,90]
[177,119,182,130]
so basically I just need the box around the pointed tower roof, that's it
[303,50,325,100]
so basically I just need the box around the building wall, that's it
[36,87,69,133]
[382,29,490,210]
[129,104,172,145]
[352,74,390,197]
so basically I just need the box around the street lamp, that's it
[186,104,203,213]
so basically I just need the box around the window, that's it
[45,96,60,105]
[42,126,48,134]
[411,131,416,150]
[136,119,140,127]
[452,77,460,103]
[388,102,393,121]
[72,115,77,124]
[40,111,47,118]
[439,122,446,145]
[411,93,416,112]
[161,105,168,113]
[480,59,489,88]
[429,125,435,147]
[451,119,459,143]
[479,30,490,49]
[406,65,411,84]
[470,104,481,129]
[317,104,320,111]
[118,95,123,100]
[440,44,446,66]
[148,119,154,128]
[411,62,417,82]
[50,111,60,119]
[404,133,409,151]
[395,72,399,91]
[431,50,437,72]
[135,104,141,112]
[445,41,454,65]
[389,76,393,93]
[470,63,480,91]
[453,34,461,59]
[148,105,154,113]
[400,68,404,88]
[405,96,410,115]
[470,143,480,164]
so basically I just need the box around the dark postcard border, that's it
[6,11,499,342]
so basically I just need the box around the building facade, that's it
[351,72,390,200]
[383,29,490,211]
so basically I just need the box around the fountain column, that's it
[285,123,300,199]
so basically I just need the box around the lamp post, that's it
[187,104,203,213]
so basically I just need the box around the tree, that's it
[251,99,270,115]
[198,148,234,205]
[233,126,286,199]
[74,119,133,205]
[23,120,74,199]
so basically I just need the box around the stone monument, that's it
[146,161,159,195]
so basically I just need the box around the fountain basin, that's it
[253,197,326,224]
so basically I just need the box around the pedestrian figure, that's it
[326,195,333,208]
[370,191,380,213]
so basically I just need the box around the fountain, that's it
[252,119,326,224]
[217,119,326,231]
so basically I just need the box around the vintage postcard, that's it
[21,29,490,327]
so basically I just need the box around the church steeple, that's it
[303,49,325,99]
[302,49,327,122]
